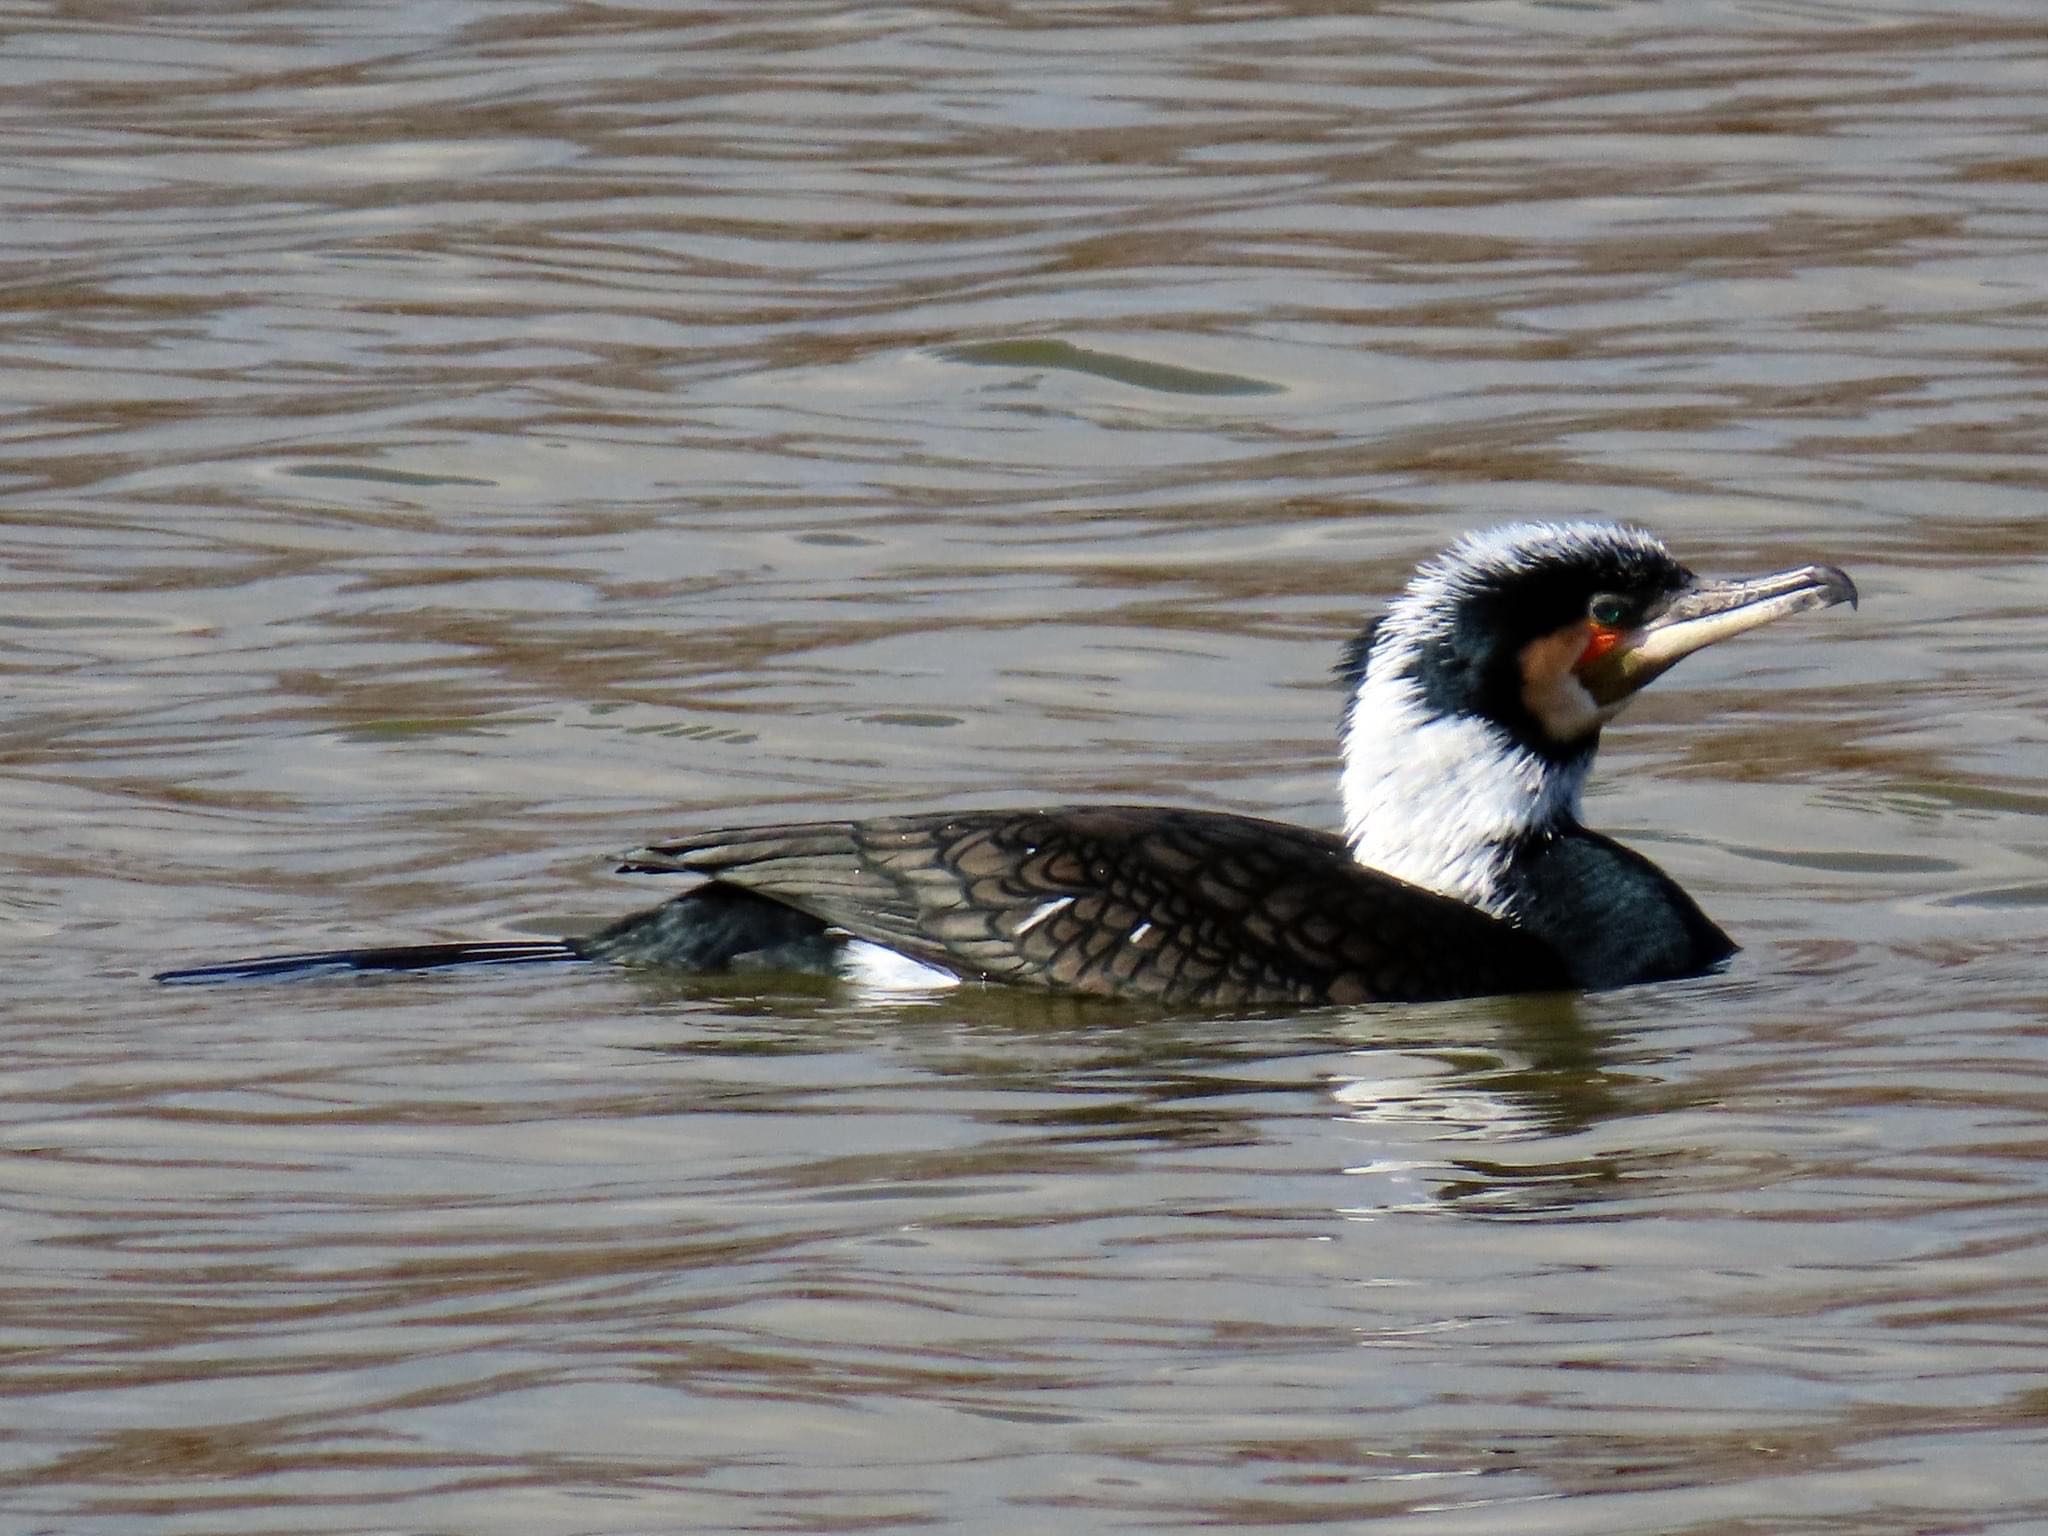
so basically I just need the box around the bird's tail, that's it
[154,939,586,985]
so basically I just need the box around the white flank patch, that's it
[839,940,962,993]
[1012,895,1074,936]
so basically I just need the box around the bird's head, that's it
[1337,521,1856,911]
[1345,521,1857,762]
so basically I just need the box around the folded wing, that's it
[620,806,1568,1006]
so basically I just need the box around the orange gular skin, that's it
[1574,619,1667,708]
[1517,620,1621,745]
[1577,623,1626,667]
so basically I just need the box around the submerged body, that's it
[158,523,1855,1006]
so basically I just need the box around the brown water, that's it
[6,3,2048,1531]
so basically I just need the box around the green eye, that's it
[1588,594,1630,627]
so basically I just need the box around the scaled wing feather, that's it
[622,807,1567,1006]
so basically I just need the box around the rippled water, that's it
[5,2,2047,1531]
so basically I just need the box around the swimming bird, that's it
[156,522,1854,1006]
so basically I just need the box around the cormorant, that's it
[157,522,1855,1006]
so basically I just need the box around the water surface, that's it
[4,2,2047,1531]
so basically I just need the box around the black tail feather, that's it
[155,886,840,985]
[154,939,586,985]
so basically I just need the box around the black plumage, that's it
[591,808,1568,1006]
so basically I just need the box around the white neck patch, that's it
[1340,661,1585,916]
[1336,532,1625,914]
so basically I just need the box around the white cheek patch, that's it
[1522,666,1622,745]
[1516,622,1627,747]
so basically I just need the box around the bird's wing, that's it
[621,806,1568,1006]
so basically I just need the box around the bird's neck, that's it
[1339,664,1590,917]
